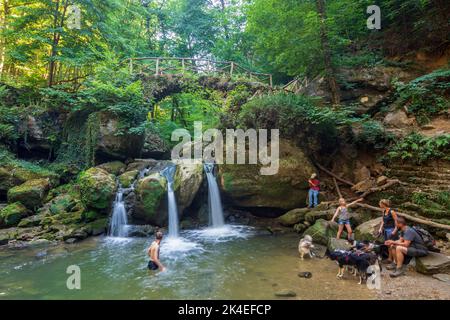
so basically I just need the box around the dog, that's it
[326,243,383,284]
[299,235,315,260]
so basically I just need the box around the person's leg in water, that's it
[345,223,353,241]
[336,223,345,239]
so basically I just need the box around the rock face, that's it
[141,129,169,159]
[355,218,382,242]
[219,140,316,214]
[118,170,139,188]
[96,161,126,176]
[0,202,31,227]
[174,163,204,213]
[0,164,59,198]
[78,168,117,210]
[383,109,416,129]
[303,219,340,246]
[328,238,353,252]
[278,208,309,227]
[134,173,167,225]
[95,111,144,161]
[7,179,50,210]
[416,252,450,275]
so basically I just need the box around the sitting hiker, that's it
[331,198,364,241]
[308,173,320,208]
[385,217,428,277]
[377,199,399,264]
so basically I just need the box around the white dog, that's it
[298,235,315,260]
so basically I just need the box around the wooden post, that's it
[181,58,185,74]
[129,59,133,74]
[230,62,234,78]
[269,74,273,88]
[155,58,160,76]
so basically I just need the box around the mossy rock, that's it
[97,161,126,176]
[278,208,309,227]
[0,202,31,228]
[7,179,50,210]
[85,218,109,236]
[304,209,334,225]
[118,170,139,188]
[48,194,79,215]
[134,173,167,225]
[303,219,341,246]
[173,162,203,213]
[0,163,59,194]
[219,139,315,211]
[18,214,44,228]
[354,217,382,242]
[78,168,117,210]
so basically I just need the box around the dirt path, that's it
[377,267,450,300]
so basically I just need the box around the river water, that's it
[0,227,374,300]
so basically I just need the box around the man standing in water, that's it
[147,231,166,272]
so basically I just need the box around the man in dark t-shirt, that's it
[385,216,428,277]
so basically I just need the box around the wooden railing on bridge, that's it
[122,57,273,87]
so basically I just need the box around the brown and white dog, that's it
[298,235,315,260]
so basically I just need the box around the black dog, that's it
[327,243,384,284]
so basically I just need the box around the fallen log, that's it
[316,163,355,187]
[355,203,450,231]
[357,179,400,199]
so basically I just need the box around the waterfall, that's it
[109,187,129,237]
[161,165,179,238]
[204,163,225,228]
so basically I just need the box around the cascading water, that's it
[109,166,150,238]
[109,187,129,237]
[204,163,225,228]
[161,165,179,238]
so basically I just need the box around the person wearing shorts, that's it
[377,199,399,263]
[331,198,364,241]
[385,216,428,277]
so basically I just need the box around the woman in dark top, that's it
[378,199,399,263]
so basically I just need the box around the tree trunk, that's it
[0,0,9,79]
[48,0,69,87]
[316,0,340,105]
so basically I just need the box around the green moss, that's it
[78,168,117,210]
[118,170,138,188]
[0,202,30,227]
[82,210,99,222]
[98,161,126,176]
[7,178,50,210]
[85,112,100,167]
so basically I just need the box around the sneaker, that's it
[386,263,397,270]
[390,268,405,278]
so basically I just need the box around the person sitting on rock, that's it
[377,199,399,264]
[385,216,428,278]
[308,173,320,208]
[331,198,364,241]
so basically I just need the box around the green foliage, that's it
[354,120,394,150]
[387,132,450,164]
[394,69,450,124]
[0,86,21,144]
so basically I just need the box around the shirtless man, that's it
[147,231,166,272]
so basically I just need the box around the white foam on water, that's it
[185,225,254,243]
[162,237,203,255]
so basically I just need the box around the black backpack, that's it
[412,226,440,252]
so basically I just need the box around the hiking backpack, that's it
[412,226,440,253]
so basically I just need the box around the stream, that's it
[0,227,374,300]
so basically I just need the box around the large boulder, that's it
[133,173,167,225]
[355,217,382,242]
[78,168,117,210]
[7,179,51,210]
[94,110,144,161]
[96,161,126,176]
[0,202,31,227]
[219,139,316,214]
[277,208,309,227]
[141,128,169,159]
[416,252,450,275]
[174,163,203,213]
[0,164,59,198]
[118,170,139,188]
[303,219,340,246]
[383,109,416,129]
[328,238,353,252]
